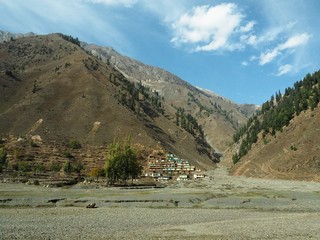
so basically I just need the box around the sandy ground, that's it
[1,167,320,239]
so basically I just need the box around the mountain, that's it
[229,71,320,181]
[83,44,255,152]
[0,30,35,42]
[0,33,220,170]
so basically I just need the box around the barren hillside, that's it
[83,44,255,152]
[0,33,218,170]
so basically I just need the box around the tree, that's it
[0,147,7,173]
[63,160,73,174]
[105,135,141,185]
[68,140,82,149]
[232,153,240,164]
[73,161,84,175]
[50,162,62,172]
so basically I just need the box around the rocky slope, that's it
[83,44,255,152]
[0,30,35,42]
[0,33,219,170]
[0,31,257,153]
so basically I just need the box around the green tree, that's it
[68,140,82,149]
[105,136,141,185]
[73,161,84,175]
[63,160,73,174]
[50,162,62,172]
[232,153,240,164]
[18,161,32,172]
[34,163,45,174]
[0,147,7,173]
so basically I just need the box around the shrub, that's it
[18,161,32,172]
[68,140,82,149]
[63,160,73,174]
[73,161,84,174]
[34,163,45,173]
[89,167,106,179]
[290,144,297,151]
[12,163,19,171]
[50,162,62,172]
[13,148,23,160]
[29,139,38,147]
[63,151,74,159]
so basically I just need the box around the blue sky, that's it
[1,0,319,104]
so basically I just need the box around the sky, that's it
[1,0,319,104]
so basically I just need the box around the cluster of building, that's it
[144,150,206,181]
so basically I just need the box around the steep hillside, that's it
[0,33,218,170]
[229,70,320,181]
[83,44,254,152]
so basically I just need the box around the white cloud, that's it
[258,33,310,65]
[171,3,249,52]
[84,0,137,7]
[277,64,293,76]
[278,33,310,50]
[240,21,256,33]
[241,61,248,66]
[259,49,279,65]
[247,22,296,46]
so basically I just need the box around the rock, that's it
[86,203,96,208]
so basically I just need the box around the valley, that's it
[1,1,320,239]
[1,166,320,239]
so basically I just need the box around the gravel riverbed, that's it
[1,167,320,239]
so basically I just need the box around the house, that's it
[194,173,205,180]
[158,176,171,181]
[177,174,188,181]
[150,173,161,178]
[144,151,196,180]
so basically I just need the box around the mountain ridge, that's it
[0,32,221,171]
[83,43,255,152]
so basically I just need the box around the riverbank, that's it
[1,167,320,239]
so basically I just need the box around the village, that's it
[143,149,207,181]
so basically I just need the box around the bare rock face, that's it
[0,30,35,43]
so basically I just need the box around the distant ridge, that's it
[0,30,35,42]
